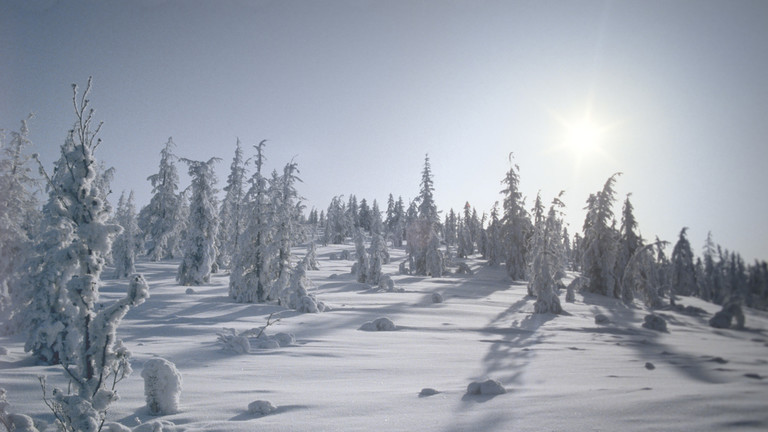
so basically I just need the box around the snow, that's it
[2,245,768,431]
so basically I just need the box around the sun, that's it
[562,115,606,158]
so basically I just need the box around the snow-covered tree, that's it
[305,241,320,270]
[0,116,40,332]
[407,155,440,275]
[324,195,349,245]
[485,202,504,267]
[138,138,183,261]
[670,227,697,304]
[500,157,531,280]
[216,139,246,270]
[443,208,458,247]
[19,80,149,431]
[177,157,220,285]
[230,141,274,303]
[269,161,303,300]
[112,191,142,279]
[367,231,389,285]
[370,199,383,236]
[528,196,565,313]
[282,258,325,313]
[358,198,371,233]
[581,173,621,298]
[416,154,439,226]
[354,229,369,284]
[621,240,667,308]
[615,194,642,303]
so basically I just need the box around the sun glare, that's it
[563,117,604,157]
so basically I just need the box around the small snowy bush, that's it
[466,379,506,396]
[642,314,668,332]
[359,317,397,331]
[378,274,395,291]
[216,329,251,354]
[709,303,745,330]
[248,400,277,416]
[141,358,182,415]
[1,389,40,432]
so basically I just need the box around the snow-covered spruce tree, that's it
[282,257,325,313]
[229,140,274,303]
[500,156,531,280]
[615,194,642,303]
[358,198,372,233]
[216,139,246,270]
[177,157,220,286]
[138,138,183,261]
[323,195,349,245]
[354,229,369,283]
[700,231,717,302]
[485,202,504,267]
[528,197,565,313]
[0,116,40,332]
[581,173,621,298]
[425,235,445,277]
[407,155,440,276]
[367,231,389,285]
[111,191,141,279]
[620,240,667,308]
[268,161,304,302]
[457,220,473,258]
[443,208,458,247]
[370,199,384,236]
[391,196,406,247]
[22,80,150,431]
[670,227,697,305]
[305,241,319,270]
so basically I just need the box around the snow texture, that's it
[141,358,182,415]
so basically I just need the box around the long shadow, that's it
[578,292,730,384]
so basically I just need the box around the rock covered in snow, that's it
[466,379,506,396]
[709,303,745,330]
[431,292,444,303]
[419,388,440,397]
[594,314,610,324]
[645,362,656,370]
[248,400,277,416]
[642,314,668,332]
[185,288,196,295]
[359,317,397,331]
[141,358,182,415]
[379,274,395,291]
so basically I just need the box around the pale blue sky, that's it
[2,0,767,261]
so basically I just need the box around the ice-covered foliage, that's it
[138,138,183,261]
[323,195,350,245]
[217,323,295,353]
[615,194,642,303]
[216,140,246,270]
[305,241,320,270]
[528,197,566,314]
[581,173,621,298]
[0,116,40,334]
[177,157,220,286]
[484,202,504,267]
[282,258,326,313]
[1,388,40,432]
[112,191,142,279]
[425,235,444,278]
[620,241,667,308]
[500,157,531,280]
[354,230,369,284]
[367,232,389,285]
[359,317,397,331]
[141,358,182,416]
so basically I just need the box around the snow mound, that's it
[645,362,656,370]
[0,346,7,355]
[594,313,610,324]
[217,328,296,352]
[379,274,395,291]
[359,317,397,331]
[419,388,440,397]
[709,303,745,329]
[185,288,196,295]
[431,292,444,303]
[141,358,182,415]
[456,262,473,275]
[642,314,668,332]
[248,400,277,416]
[466,379,506,396]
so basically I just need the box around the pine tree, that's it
[443,208,458,247]
[138,138,183,261]
[0,116,40,331]
[230,140,275,303]
[417,154,439,226]
[324,195,349,245]
[581,173,621,297]
[269,161,303,301]
[112,191,142,279]
[354,229,369,284]
[407,155,440,275]
[670,227,697,304]
[529,200,565,314]
[177,157,220,286]
[370,199,383,236]
[616,194,642,303]
[500,157,531,280]
[358,198,372,233]
[21,79,149,431]
[485,202,504,267]
[216,139,246,270]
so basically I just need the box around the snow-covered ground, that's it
[2,244,767,431]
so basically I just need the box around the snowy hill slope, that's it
[2,244,767,431]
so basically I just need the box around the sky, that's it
[2,0,768,262]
